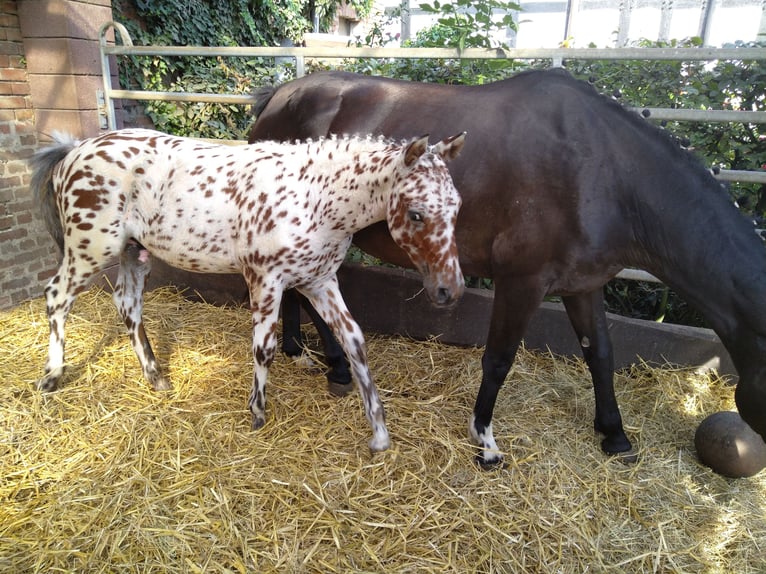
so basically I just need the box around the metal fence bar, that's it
[101,44,766,62]
[634,108,766,123]
[108,89,256,105]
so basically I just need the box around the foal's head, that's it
[387,133,466,307]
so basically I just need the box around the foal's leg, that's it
[562,291,633,457]
[299,278,390,452]
[112,242,169,391]
[36,260,92,391]
[245,274,283,431]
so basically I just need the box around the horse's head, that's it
[386,133,466,308]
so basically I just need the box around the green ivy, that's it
[112,0,374,140]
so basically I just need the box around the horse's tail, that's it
[30,132,77,253]
[251,85,277,118]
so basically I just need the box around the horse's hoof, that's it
[368,434,391,452]
[151,379,172,392]
[35,378,58,392]
[475,453,508,470]
[147,371,171,391]
[611,448,639,465]
[327,381,353,397]
[601,435,636,463]
[251,415,266,431]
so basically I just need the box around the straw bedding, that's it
[1,286,764,573]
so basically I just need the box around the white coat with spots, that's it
[30,128,465,451]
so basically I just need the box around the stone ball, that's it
[694,411,766,478]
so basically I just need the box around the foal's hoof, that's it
[475,452,508,470]
[251,415,266,431]
[327,381,353,397]
[149,373,172,391]
[368,434,391,452]
[35,378,58,392]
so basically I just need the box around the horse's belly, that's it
[135,222,242,274]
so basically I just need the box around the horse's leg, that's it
[298,278,389,452]
[36,259,92,391]
[562,291,633,457]
[281,288,352,393]
[281,288,305,359]
[296,291,352,394]
[244,272,282,431]
[470,276,546,467]
[112,242,170,391]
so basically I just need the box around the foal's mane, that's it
[297,133,407,149]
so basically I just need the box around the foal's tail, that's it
[30,132,78,253]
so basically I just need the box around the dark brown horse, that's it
[249,68,766,466]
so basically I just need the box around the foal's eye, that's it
[408,210,424,223]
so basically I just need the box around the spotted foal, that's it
[30,128,465,451]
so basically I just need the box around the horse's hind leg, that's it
[562,291,633,458]
[37,262,92,391]
[113,242,170,391]
[297,291,352,393]
[281,289,352,393]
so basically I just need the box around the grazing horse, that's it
[30,127,466,451]
[248,68,766,466]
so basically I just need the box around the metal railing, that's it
[98,21,766,284]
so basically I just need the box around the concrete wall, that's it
[0,0,112,309]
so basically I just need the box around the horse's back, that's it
[249,69,679,286]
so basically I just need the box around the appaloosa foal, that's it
[31,128,465,451]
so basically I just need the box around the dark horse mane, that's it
[548,68,727,196]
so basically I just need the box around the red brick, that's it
[0,67,25,81]
[0,175,21,188]
[14,108,33,121]
[38,267,56,282]
[0,40,22,56]
[11,81,29,95]
[0,94,26,108]
[5,27,20,42]
[1,1,18,16]
[0,226,26,242]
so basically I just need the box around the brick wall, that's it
[0,0,58,309]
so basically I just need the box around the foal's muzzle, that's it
[425,277,465,308]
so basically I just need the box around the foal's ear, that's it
[431,132,466,161]
[404,135,430,167]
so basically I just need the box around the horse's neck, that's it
[309,145,394,234]
[631,176,766,347]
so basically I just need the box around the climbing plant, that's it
[112,0,373,138]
